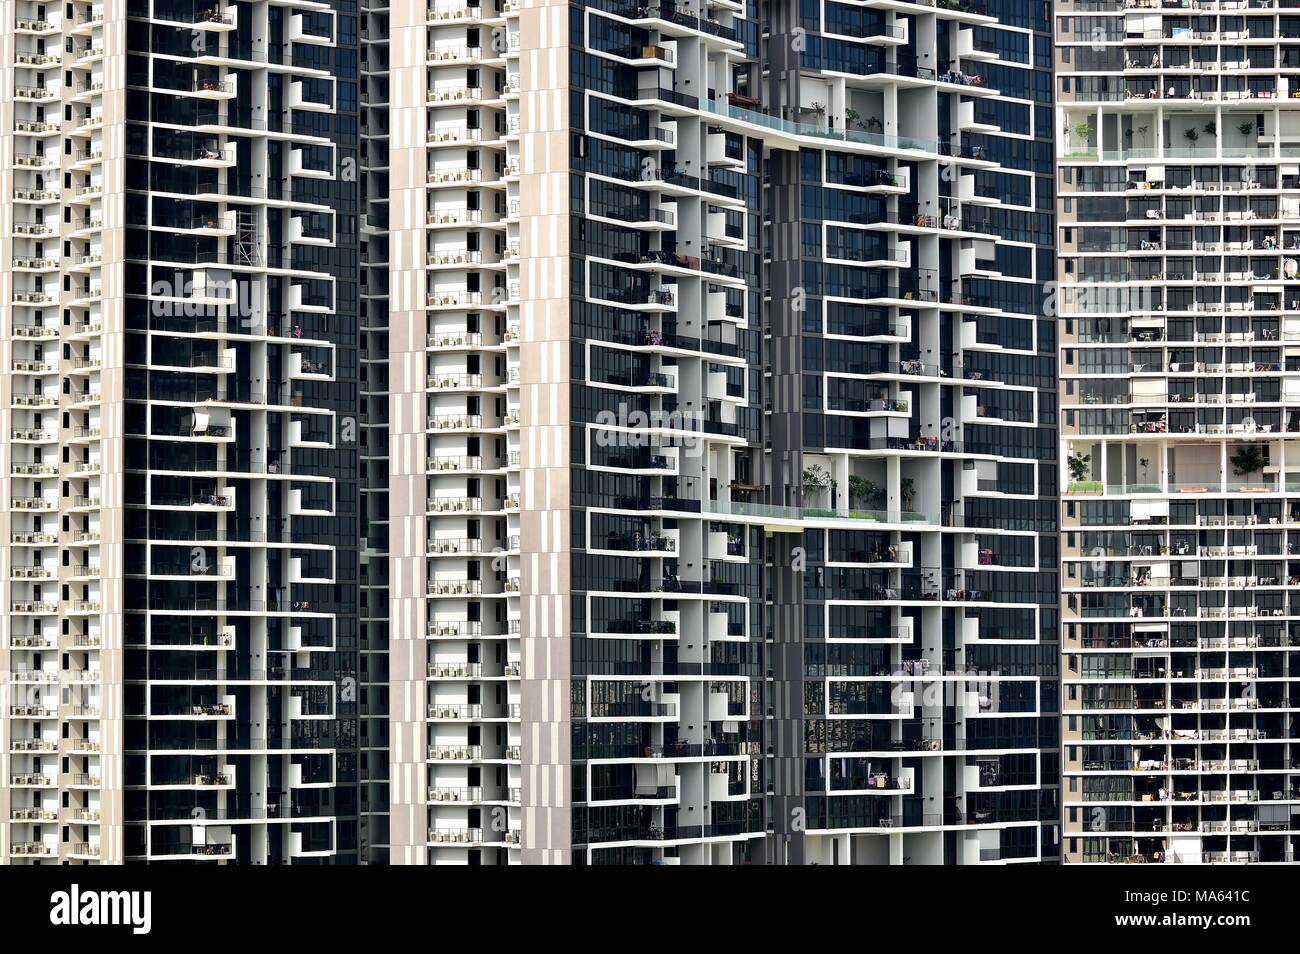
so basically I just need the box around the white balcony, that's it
[957,28,997,62]
[289,283,334,313]
[290,351,333,380]
[288,145,335,179]
[958,100,998,134]
[706,131,745,170]
[290,487,334,516]
[191,142,238,168]
[290,11,335,46]
[187,75,236,100]
[706,290,743,323]
[289,78,334,112]
[959,172,998,206]
[289,214,334,246]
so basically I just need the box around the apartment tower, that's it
[359,0,392,863]
[0,0,1059,867]
[1,0,360,864]
[384,0,1059,865]
[1057,0,1300,863]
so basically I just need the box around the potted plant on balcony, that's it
[1184,128,1200,145]
[1067,450,1099,494]
[803,464,832,500]
[900,478,916,511]
[1069,121,1095,157]
[848,475,884,510]
[1230,445,1266,484]
[1239,120,1256,136]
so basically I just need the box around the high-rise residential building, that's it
[359,0,392,864]
[385,0,524,865]
[1,0,360,864]
[1,0,1063,868]
[379,0,1059,865]
[1056,0,1300,865]
[771,0,1060,866]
